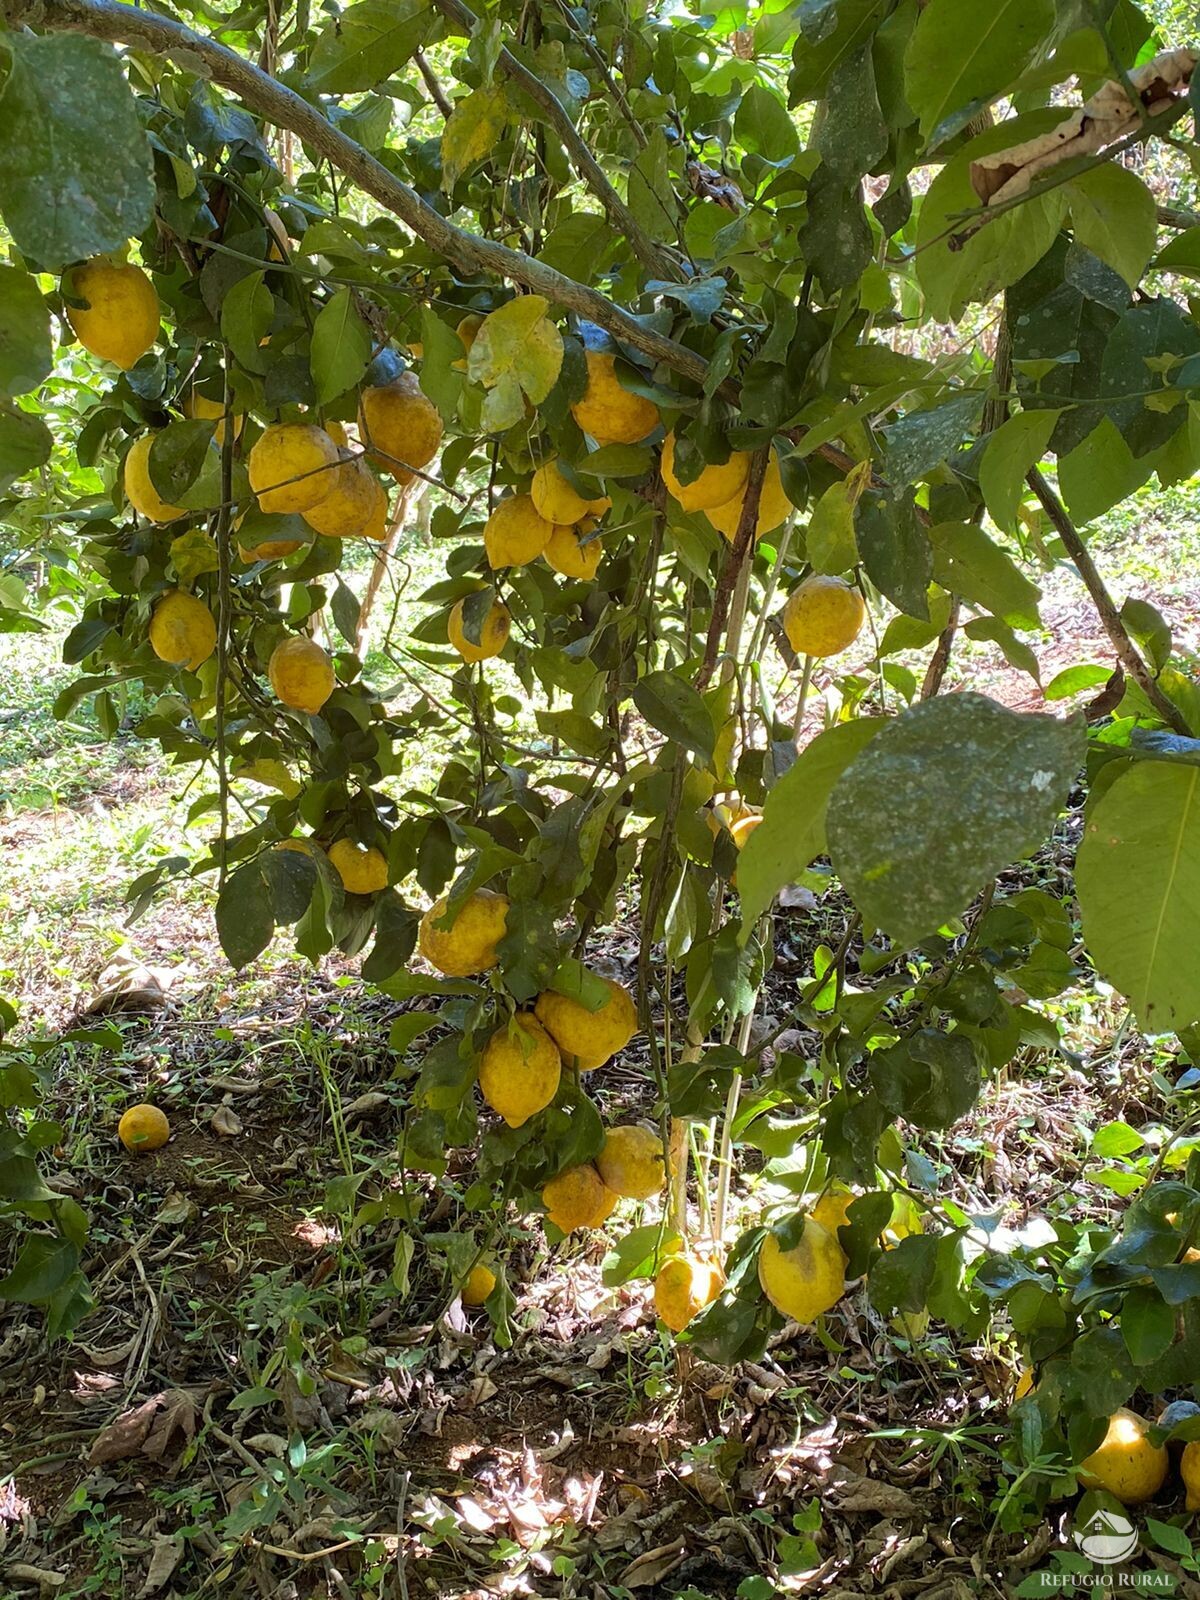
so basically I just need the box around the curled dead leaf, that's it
[210,1105,242,1137]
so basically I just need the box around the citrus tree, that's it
[3,0,1200,1521]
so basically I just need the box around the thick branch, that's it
[16,0,710,388]
[431,0,676,279]
[1026,467,1190,735]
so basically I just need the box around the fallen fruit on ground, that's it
[596,1125,664,1200]
[758,1218,845,1324]
[148,590,216,671]
[359,373,443,481]
[328,839,388,894]
[542,1164,617,1233]
[654,1255,723,1332]
[570,350,660,445]
[544,522,603,580]
[268,636,335,714]
[484,494,554,569]
[63,258,159,370]
[248,423,340,514]
[461,1263,496,1306]
[478,1013,562,1128]
[782,575,866,658]
[531,459,610,526]
[448,596,511,662]
[1077,1409,1168,1504]
[118,1104,170,1153]
[662,432,750,512]
[418,889,510,976]
[533,975,637,1070]
[124,435,185,523]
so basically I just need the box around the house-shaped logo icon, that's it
[1072,1508,1139,1564]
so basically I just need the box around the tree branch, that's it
[413,48,453,119]
[14,0,711,388]
[431,0,677,279]
[1026,467,1190,735]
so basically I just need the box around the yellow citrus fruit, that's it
[461,1263,496,1306]
[706,453,793,542]
[1078,1409,1168,1505]
[268,636,336,714]
[1014,1365,1035,1400]
[483,494,554,569]
[457,313,484,351]
[782,575,866,659]
[249,423,341,515]
[359,373,443,482]
[183,390,243,446]
[117,1104,170,1153]
[448,596,511,662]
[542,1164,617,1233]
[124,434,186,523]
[302,455,385,538]
[596,1125,664,1201]
[729,809,762,850]
[63,258,159,370]
[478,1013,562,1128]
[325,421,349,447]
[1181,1441,1200,1511]
[531,459,611,526]
[418,888,510,976]
[811,1184,855,1262]
[661,432,750,513]
[570,351,660,445]
[238,536,303,562]
[328,838,388,895]
[149,590,216,671]
[758,1218,845,1324]
[533,975,637,1071]
[544,522,603,580]
[654,1255,723,1332]
[275,838,315,856]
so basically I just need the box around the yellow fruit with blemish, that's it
[533,975,637,1070]
[531,459,611,526]
[706,453,793,542]
[268,635,335,714]
[118,1104,170,1153]
[448,596,511,662]
[544,521,603,580]
[782,575,866,659]
[248,423,341,515]
[461,1263,496,1306]
[570,351,660,445]
[328,839,389,895]
[124,434,186,523]
[302,455,384,538]
[662,431,749,513]
[542,1164,617,1233]
[359,373,443,483]
[758,1218,845,1323]
[1180,1440,1200,1511]
[596,1125,664,1201]
[484,494,553,569]
[149,590,216,671]
[418,889,510,976]
[478,1013,562,1128]
[654,1254,723,1332]
[1078,1409,1168,1505]
[63,258,159,370]
[183,391,243,446]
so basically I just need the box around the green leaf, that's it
[735,84,798,163]
[631,670,715,763]
[869,1234,939,1314]
[441,85,511,188]
[0,405,52,491]
[0,35,154,268]
[737,720,886,928]
[882,392,985,486]
[978,410,1060,531]
[869,1029,981,1130]
[310,288,371,405]
[1077,761,1200,1032]
[855,486,932,619]
[331,580,361,646]
[601,1223,681,1286]
[306,0,433,93]
[1070,1325,1135,1418]
[468,296,563,406]
[497,899,561,1003]
[169,529,219,586]
[798,164,872,295]
[221,272,273,376]
[1101,299,1200,459]
[805,479,859,574]
[1121,1286,1176,1366]
[0,268,51,399]
[1155,225,1200,278]
[1091,1121,1145,1159]
[904,0,1054,141]
[1043,664,1112,701]
[150,420,214,503]
[0,1235,78,1305]
[1065,163,1157,291]
[828,693,1083,946]
[815,44,887,183]
[216,862,275,969]
[538,213,616,280]
[1058,417,1152,523]
[928,521,1042,628]
[361,893,418,983]
[627,127,678,245]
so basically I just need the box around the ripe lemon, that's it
[238,536,303,562]
[149,590,216,671]
[448,596,511,662]
[249,423,341,515]
[183,390,243,446]
[544,522,603,580]
[661,432,750,513]
[1181,1441,1200,1511]
[531,459,610,526]
[63,258,159,370]
[478,1013,562,1128]
[570,351,659,445]
[359,373,443,482]
[418,888,510,976]
[461,1263,496,1306]
[325,421,349,447]
[268,636,335,714]
[533,974,637,1070]
[302,455,385,538]
[596,1125,664,1200]
[654,1254,723,1332]
[118,1104,170,1153]
[123,434,186,524]
[328,838,388,895]
[811,1183,855,1262]
[706,453,793,542]
[1078,1409,1168,1505]
[783,575,866,658]
[758,1218,845,1324]
[484,494,554,569]
[457,313,485,352]
[542,1163,617,1232]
